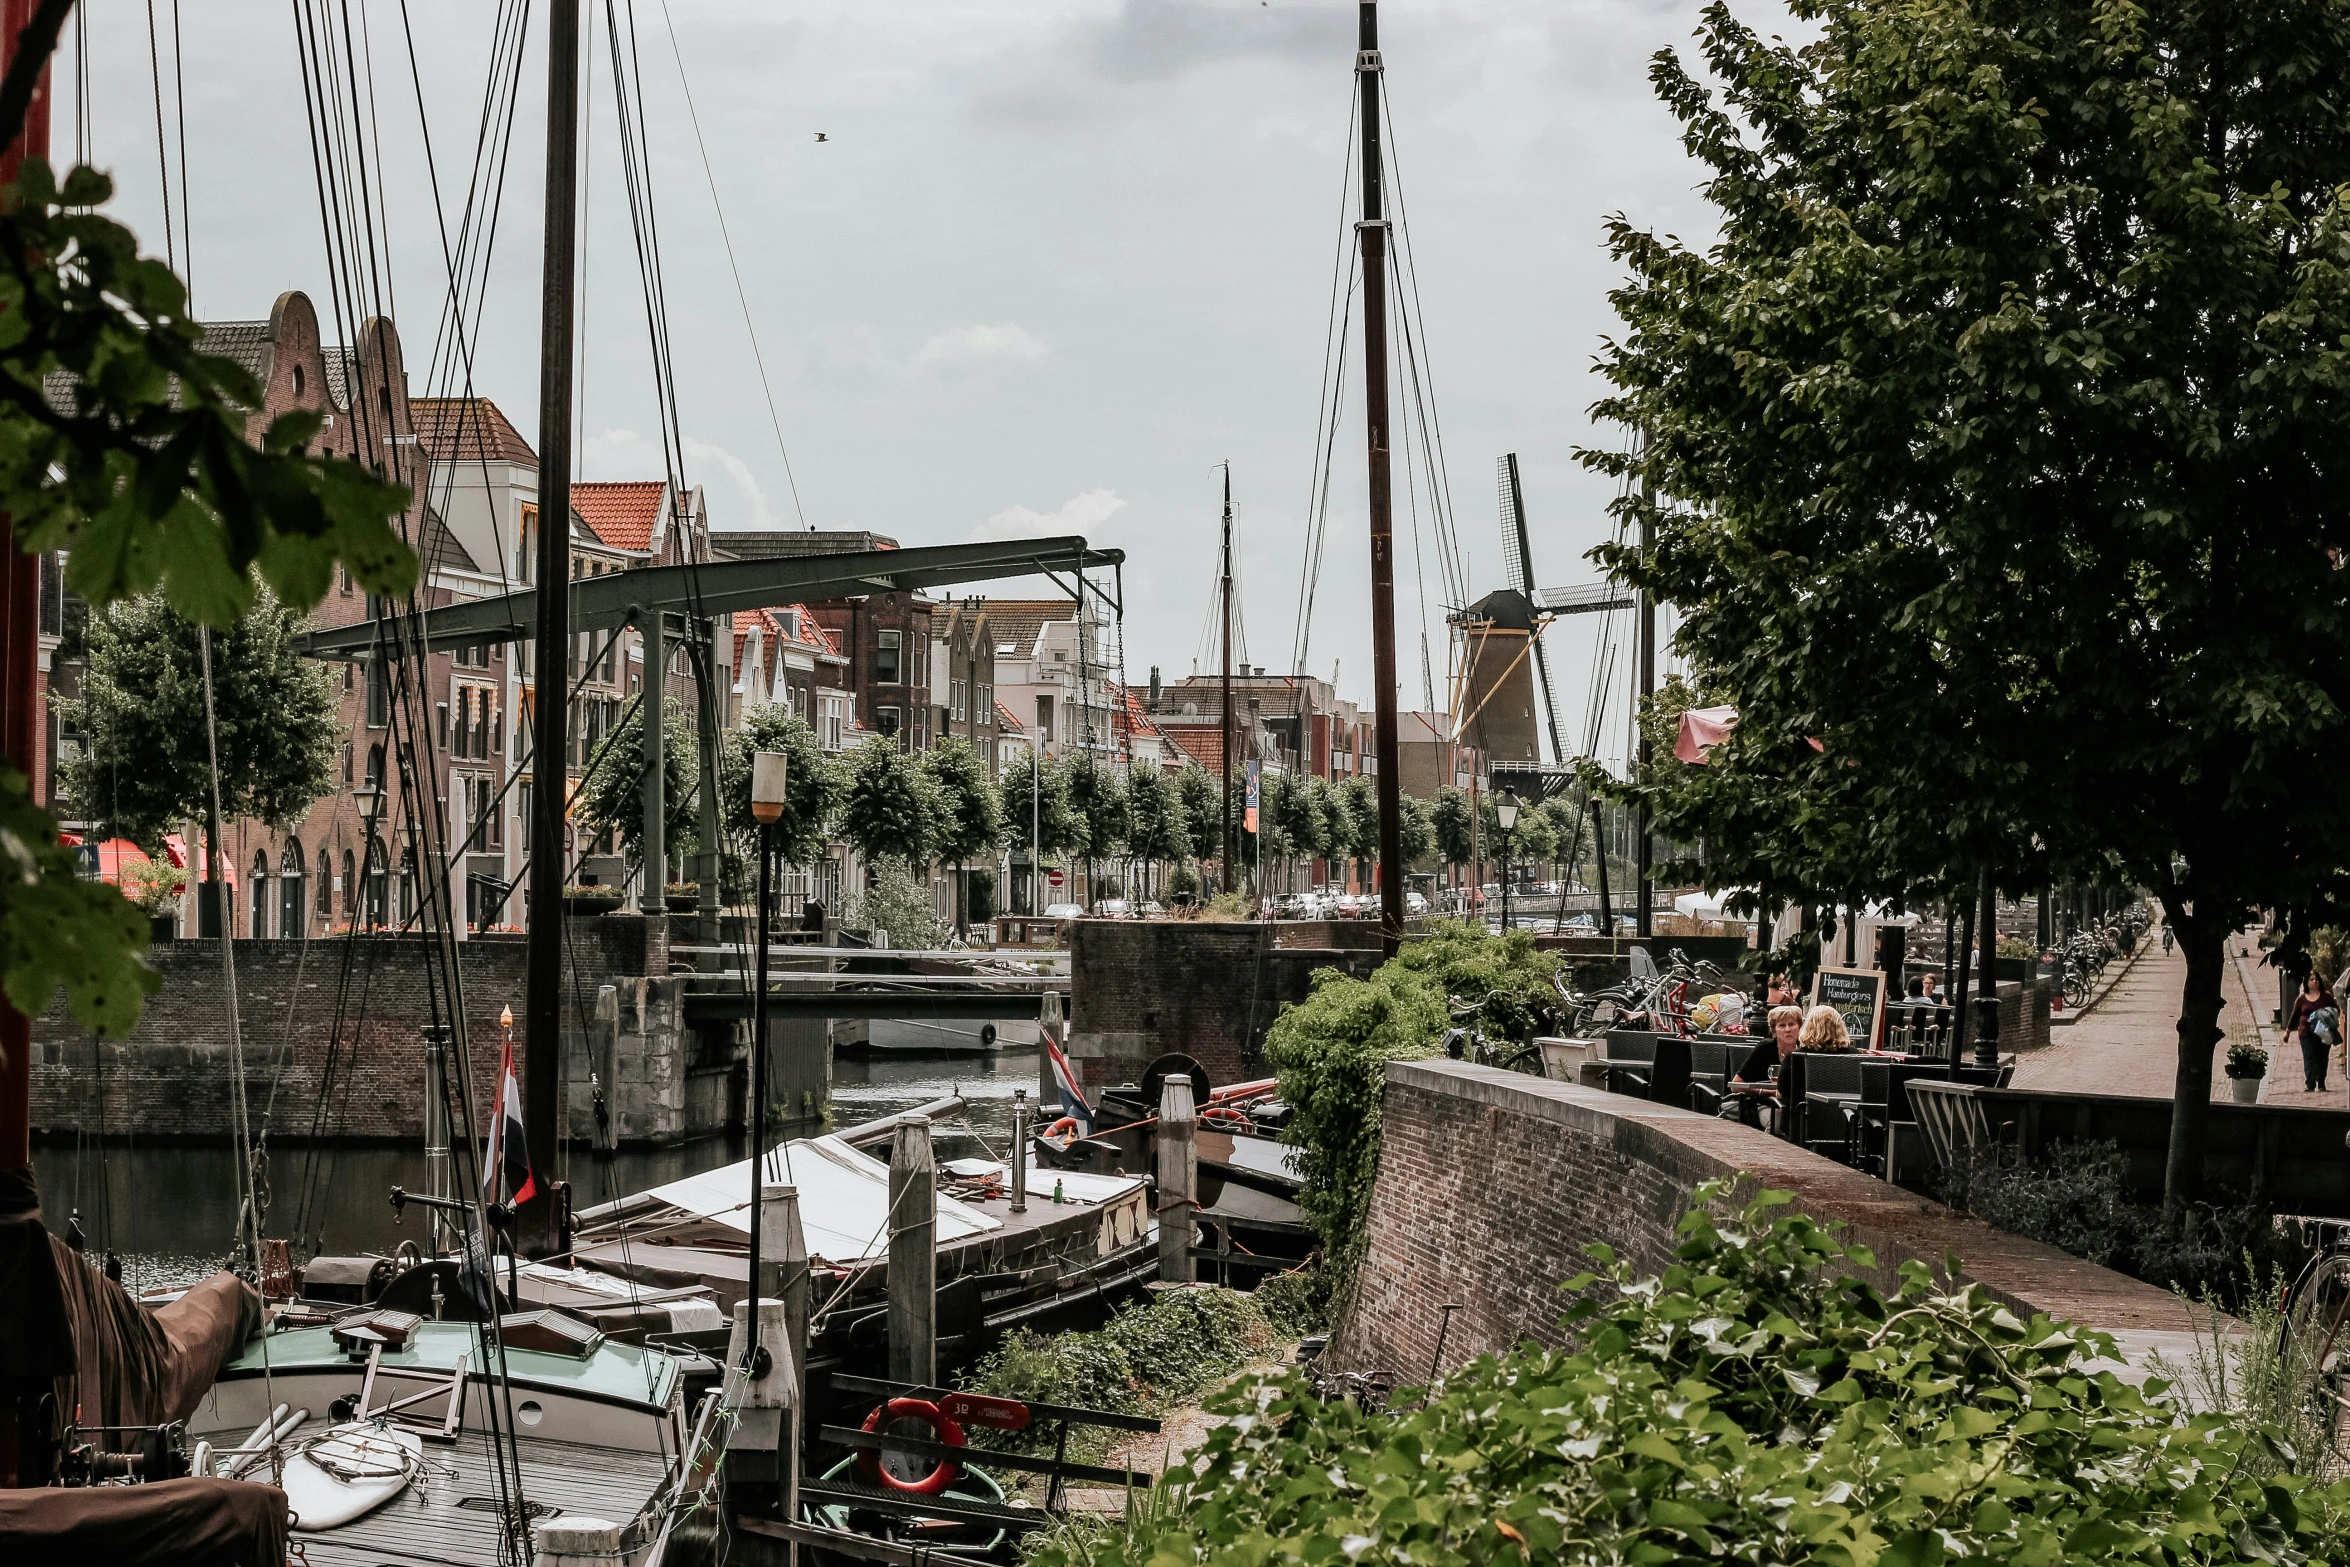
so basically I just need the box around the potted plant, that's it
[125,857,187,942]
[2224,1039,2268,1103]
[665,880,699,914]
[565,883,624,916]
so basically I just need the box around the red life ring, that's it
[853,1397,966,1495]
[1199,1105,1253,1130]
[1044,1116,1080,1139]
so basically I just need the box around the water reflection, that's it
[36,1047,1040,1291]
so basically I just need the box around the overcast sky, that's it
[70,0,1784,769]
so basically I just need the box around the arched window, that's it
[250,852,271,938]
[399,848,417,924]
[340,849,356,921]
[364,839,389,929]
[317,842,334,920]
[279,841,305,938]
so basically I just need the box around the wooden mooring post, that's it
[888,1116,936,1387]
[1157,1077,1197,1283]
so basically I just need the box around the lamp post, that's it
[1495,792,1520,933]
[745,750,787,1361]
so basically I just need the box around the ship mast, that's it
[1356,3,1406,951]
[1220,465,1237,883]
[522,0,582,1253]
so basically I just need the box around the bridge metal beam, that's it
[292,536,1124,659]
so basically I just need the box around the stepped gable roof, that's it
[411,397,538,466]
[572,480,667,552]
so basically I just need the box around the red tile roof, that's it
[572,480,668,552]
[411,397,538,466]
[1161,725,1225,772]
[994,700,1024,735]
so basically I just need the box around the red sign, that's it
[940,1392,1032,1432]
[1047,870,1065,887]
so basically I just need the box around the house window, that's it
[950,679,967,722]
[821,693,845,752]
[366,659,388,727]
[877,706,901,740]
[437,701,451,751]
[1036,695,1054,742]
[876,629,901,685]
[366,743,386,791]
[600,637,616,684]
[519,782,532,852]
[978,684,992,722]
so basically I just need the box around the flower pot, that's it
[2230,1073,2263,1104]
[566,894,622,916]
[149,914,177,944]
[665,893,699,913]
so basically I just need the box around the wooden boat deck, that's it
[285,1431,670,1566]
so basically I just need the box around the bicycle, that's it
[2273,1208,2350,1467]
[1443,994,1543,1074]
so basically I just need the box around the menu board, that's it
[1811,966,1888,1050]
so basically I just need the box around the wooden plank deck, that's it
[287,1432,670,1565]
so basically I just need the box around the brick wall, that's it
[1331,1060,2195,1380]
[31,916,682,1146]
[1068,920,1382,1086]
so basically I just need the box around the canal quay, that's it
[13,0,2350,1563]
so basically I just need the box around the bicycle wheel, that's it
[2281,1249,2350,1465]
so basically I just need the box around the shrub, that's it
[847,855,942,950]
[1249,1261,1331,1339]
[1038,1186,2350,1567]
[121,857,185,917]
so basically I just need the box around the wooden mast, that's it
[522,0,582,1254]
[1357,2,1406,952]
[1220,465,1236,884]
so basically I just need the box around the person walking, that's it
[2160,922,2174,955]
[2287,972,2339,1094]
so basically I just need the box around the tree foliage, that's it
[1582,0,2350,1199]
[1429,786,1474,869]
[1053,1185,2350,1567]
[920,736,1000,868]
[1124,763,1189,868]
[998,749,1078,858]
[1176,763,1222,863]
[1395,792,1435,864]
[718,706,844,866]
[1062,752,1128,860]
[61,590,339,845]
[575,702,698,873]
[839,735,939,866]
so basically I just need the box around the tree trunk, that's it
[2164,907,2227,1208]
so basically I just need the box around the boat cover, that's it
[0,1476,289,1567]
[0,1165,263,1432]
[634,1134,1001,1266]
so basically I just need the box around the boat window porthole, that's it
[518,1399,544,1425]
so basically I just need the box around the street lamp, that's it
[745,750,787,1356]
[1495,791,1520,933]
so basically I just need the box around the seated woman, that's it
[1798,1004,1854,1053]
[1732,1005,1804,1093]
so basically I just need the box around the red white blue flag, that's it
[1244,761,1260,835]
[484,1037,538,1206]
[1044,1033,1092,1135]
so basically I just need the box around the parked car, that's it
[1135,900,1166,918]
[1405,891,1429,916]
[1042,902,1086,920]
[1096,899,1135,919]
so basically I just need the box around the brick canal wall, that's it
[1067,920,1382,1088]
[1331,1060,2196,1379]
[27,915,748,1148]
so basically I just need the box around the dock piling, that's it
[1157,1077,1197,1283]
[1011,1090,1029,1213]
[887,1116,937,1387]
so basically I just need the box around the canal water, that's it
[33,1047,1041,1293]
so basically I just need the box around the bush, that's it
[122,857,185,917]
[847,855,942,950]
[959,1288,1277,1458]
[1037,1186,2350,1567]
[1249,1261,1331,1339]
[1939,1139,2294,1310]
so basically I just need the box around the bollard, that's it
[888,1117,937,1388]
[760,1185,811,1407]
[1157,1077,1197,1284]
[1010,1090,1029,1214]
[722,1295,797,1472]
[533,1515,624,1567]
[1038,992,1064,1106]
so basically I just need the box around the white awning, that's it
[637,1134,1002,1268]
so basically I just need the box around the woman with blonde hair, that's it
[1798,1004,1853,1053]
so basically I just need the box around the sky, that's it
[68,0,1787,771]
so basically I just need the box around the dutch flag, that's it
[484,1037,538,1207]
[1044,1034,1092,1135]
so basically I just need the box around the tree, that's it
[1062,752,1128,907]
[921,736,1001,936]
[1125,764,1189,896]
[839,735,939,869]
[1585,0,2350,1203]
[62,590,339,846]
[1272,773,1326,877]
[719,706,845,867]
[1176,763,1221,866]
[998,749,1078,910]
[1337,774,1380,888]
[1396,793,1436,866]
[1430,787,1474,877]
[575,702,698,877]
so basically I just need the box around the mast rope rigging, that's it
[1287,84,1359,683]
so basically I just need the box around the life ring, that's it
[1200,1105,1253,1131]
[853,1397,965,1495]
[1044,1116,1080,1139]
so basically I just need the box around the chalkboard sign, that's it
[1811,966,1888,1050]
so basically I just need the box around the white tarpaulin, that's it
[1673,889,1752,921]
[636,1134,1002,1267]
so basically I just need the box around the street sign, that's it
[1048,869,1065,887]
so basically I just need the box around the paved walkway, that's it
[2010,925,2267,1102]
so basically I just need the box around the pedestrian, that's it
[2287,972,2338,1093]
[2160,922,2174,955]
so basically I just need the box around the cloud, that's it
[971,487,1126,542]
[684,436,791,530]
[914,322,1050,373]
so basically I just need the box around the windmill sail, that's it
[1497,454,1571,768]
